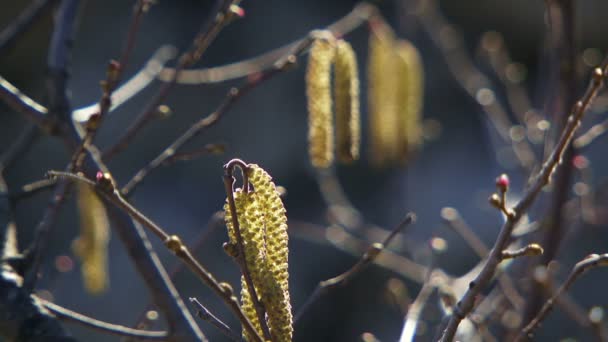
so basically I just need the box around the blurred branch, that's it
[0,0,58,53]
[399,272,435,342]
[40,298,168,340]
[0,75,52,132]
[294,213,416,324]
[189,297,240,342]
[522,0,578,329]
[8,178,57,202]
[413,0,536,172]
[517,253,608,341]
[102,0,242,159]
[48,170,263,342]
[157,2,376,84]
[23,0,82,292]
[120,27,332,196]
[440,207,525,310]
[439,58,608,340]
[574,117,608,149]
[129,212,225,333]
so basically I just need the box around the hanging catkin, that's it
[334,39,361,163]
[306,31,336,168]
[73,182,110,294]
[224,163,292,341]
[367,22,400,166]
[395,39,424,161]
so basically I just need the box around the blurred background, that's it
[2,0,608,341]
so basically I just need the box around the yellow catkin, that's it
[367,22,400,166]
[334,39,361,163]
[306,31,336,168]
[247,165,292,342]
[395,40,424,161]
[73,182,110,294]
[223,164,292,342]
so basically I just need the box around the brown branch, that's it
[130,211,225,331]
[120,29,316,196]
[399,271,436,341]
[517,253,608,341]
[438,61,608,341]
[40,298,168,340]
[8,178,58,202]
[48,170,264,342]
[102,0,242,159]
[294,213,416,324]
[157,2,376,84]
[440,207,525,310]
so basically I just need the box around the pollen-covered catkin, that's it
[367,22,400,166]
[395,40,424,161]
[73,182,110,294]
[224,190,268,340]
[247,164,292,341]
[306,32,336,168]
[334,39,361,163]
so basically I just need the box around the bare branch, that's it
[517,253,608,341]
[40,298,168,340]
[0,0,58,53]
[294,213,416,323]
[439,61,608,341]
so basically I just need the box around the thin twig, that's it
[440,207,525,310]
[8,178,58,202]
[130,211,225,332]
[522,0,578,330]
[189,297,240,342]
[121,32,311,196]
[414,0,536,172]
[48,170,264,342]
[439,60,608,341]
[102,0,241,160]
[157,2,376,84]
[0,75,52,131]
[517,253,608,341]
[294,213,416,324]
[40,298,168,340]
[69,0,150,172]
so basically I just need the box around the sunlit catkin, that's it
[223,164,292,341]
[395,40,424,161]
[306,31,336,168]
[367,22,399,166]
[334,40,361,163]
[247,164,292,341]
[73,182,110,294]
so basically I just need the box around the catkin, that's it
[223,164,292,341]
[247,165,292,342]
[334,40,361,163]
[395,40,424,161]
[306,32,336,168]
[73,182,110,294]
[367,23,400,166]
